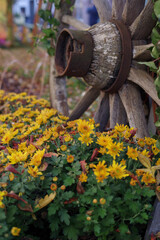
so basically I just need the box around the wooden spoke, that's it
[112,0,126,20]
[122,0,145,26]
[93,0,112,22]
[119,82,149,138]
[148,102,157,136]
[69,87,100,121]
[109,93,128,128]
[130,0,156,39]
[62,15,89,30]
[94,92,110,132]
[133,43,153,61]
[49,57,69,116]
[128,68,160,106]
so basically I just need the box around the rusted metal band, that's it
[55,28,94,77]
[105,20,132,94]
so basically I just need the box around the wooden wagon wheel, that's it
[52,0,160,139]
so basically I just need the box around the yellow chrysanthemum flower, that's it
[93,160,109,183]
[1,129,18,144]
[67,155,74,163]
[145,137,156,146]
[137,138,145,148]
[96,134,112,147]
[11,227,21,236]
[127,146,138,160]
[78,133,93,146]
[156,158,160,166]
[108,160,129,179]
[130,178,137,186]
[60,145,67,151]
[152,144,160,155]
[29,149,45,167]
[107,142,124,160]
[28,166,42,178]
[114,123,127,133]
[99,147,107,155]
[141,172,156,185]
[8,151,28,164]
[79,172,88,182]
[77,119,94,135]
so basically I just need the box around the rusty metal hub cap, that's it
[55,28,94,77]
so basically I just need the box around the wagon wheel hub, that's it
[55,20,132,94]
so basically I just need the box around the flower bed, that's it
[0,90,160,240]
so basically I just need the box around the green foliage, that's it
[0,90,160,239]
[141,1,160,142]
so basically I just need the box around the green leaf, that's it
[154,0,160,19]
[155,120,160,127]
[152,27,160,45]
[155,75,160,88]
[156,139,160,149]
[6,205,17,223]
[94,224,101,235]
[0,209,6,221]
[119,223,128,235]
[61,191,74,200]
[48,202,60,216]
[141,212,149,220]
[47,47,55,56]
[64,177,75,186]
[49,217,59,232]
[63,225,79,240]
[138,61,158,72]
[151,46,160,59]
[59,209,70,225]
[98,208,106,218]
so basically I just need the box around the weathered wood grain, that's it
[84,22,121,90]
[122,0,145,26]
[93,0,112,22]
[109,93,128,128]
[130,0,156,39]
[128,68,160,106]
[112,0,126,20]
[119,82,149,138]
[49,0,75,115]
[62,15,89,30]
[94,92,110,132]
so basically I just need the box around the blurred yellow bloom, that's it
[96,134,112,147]
[9,173,15,181]
[127,146,138,160]
[67,155,74,163]
[11,227,21,236]
[152,144,160,155]
[8,151,28,164]
[29,149,45,167]
[93,160,109,183]
[79,172,88,182]
[137,138,145,148]
[145,137,156,146]
[99,147,107,155]
[78,133,93,146]
[28,166,42,178]
[141,172,156,185]
[1,129,18,144]
[130,178,137,186]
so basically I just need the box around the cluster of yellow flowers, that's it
[0,90,160,222]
